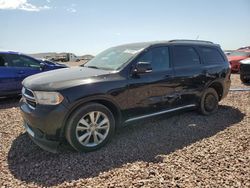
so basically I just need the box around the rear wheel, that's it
[65,103,115,152]
[199,88,219,115]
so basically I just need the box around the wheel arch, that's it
[60,96,122,137]
[207,81,224,101]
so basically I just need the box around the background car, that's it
[224,50,233,56]
[39,58,69,69]
[227,50,250,72]
[0,51,68,97]
[237,46,250,50]
[239,58,250,83]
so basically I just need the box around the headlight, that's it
[33,91,64,105]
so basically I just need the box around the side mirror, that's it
[133,62,152,74]
[40,62,46,71]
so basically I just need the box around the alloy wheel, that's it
[75,111,110,147]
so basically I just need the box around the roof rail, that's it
[169,39,214,44]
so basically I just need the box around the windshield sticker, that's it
[124,48,143,54]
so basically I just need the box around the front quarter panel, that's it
[61,73,128,111]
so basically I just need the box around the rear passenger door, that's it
[171,45,205,106]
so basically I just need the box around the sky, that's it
[0,0,250,55]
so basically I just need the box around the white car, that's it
[239,58,250,83]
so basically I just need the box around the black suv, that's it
[20,40,231,153]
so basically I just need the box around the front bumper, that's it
[20,97,69,153]
[24,123,59,153]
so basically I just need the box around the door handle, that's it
[163,94,180,100]
[165,74,172,78]
[18,70,25,74]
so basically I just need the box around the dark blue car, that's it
[0,51,68,97]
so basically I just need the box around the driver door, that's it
[125,46,177,119]
[6,54,42,90]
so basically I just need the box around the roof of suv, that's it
[0,40,218,56]
[117,40,219,49]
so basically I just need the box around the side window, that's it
[0,54,8,67]
[8,54,40,69]
[200,47,224,64]
[173,46,200,67]
[137,47,170,71]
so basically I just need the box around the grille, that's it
[22,87,36,109]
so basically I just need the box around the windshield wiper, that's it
[84,65,99,69]
[84,65,114,71]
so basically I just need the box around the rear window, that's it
[200,47,224,64]
[173,46,200,67]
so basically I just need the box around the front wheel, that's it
[65,103,115,152]
[240,74,249,83]
[199,88,219,115]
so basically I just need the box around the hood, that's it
[227,56,247,62]
[23,66,112,91]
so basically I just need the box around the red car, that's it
[227,50,250,72]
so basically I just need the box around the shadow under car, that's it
[7,105,244,187]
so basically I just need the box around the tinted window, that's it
[8,54,40,69]
[0,54,8,67]
[173,46,200,67]
[84,45,145,70]
[200,47,224,64]
[137,47,170,71]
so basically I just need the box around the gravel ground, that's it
[230,74,250,89]
[0,74,249,187]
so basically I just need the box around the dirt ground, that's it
[0,74,249,187]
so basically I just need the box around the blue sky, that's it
[0,0,250,55]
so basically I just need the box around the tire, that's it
[65,103,115,152]
[199,88,219,115]
[240,74,248,83]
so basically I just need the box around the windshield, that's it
[229,51,250,57]
[83,46,144,70]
